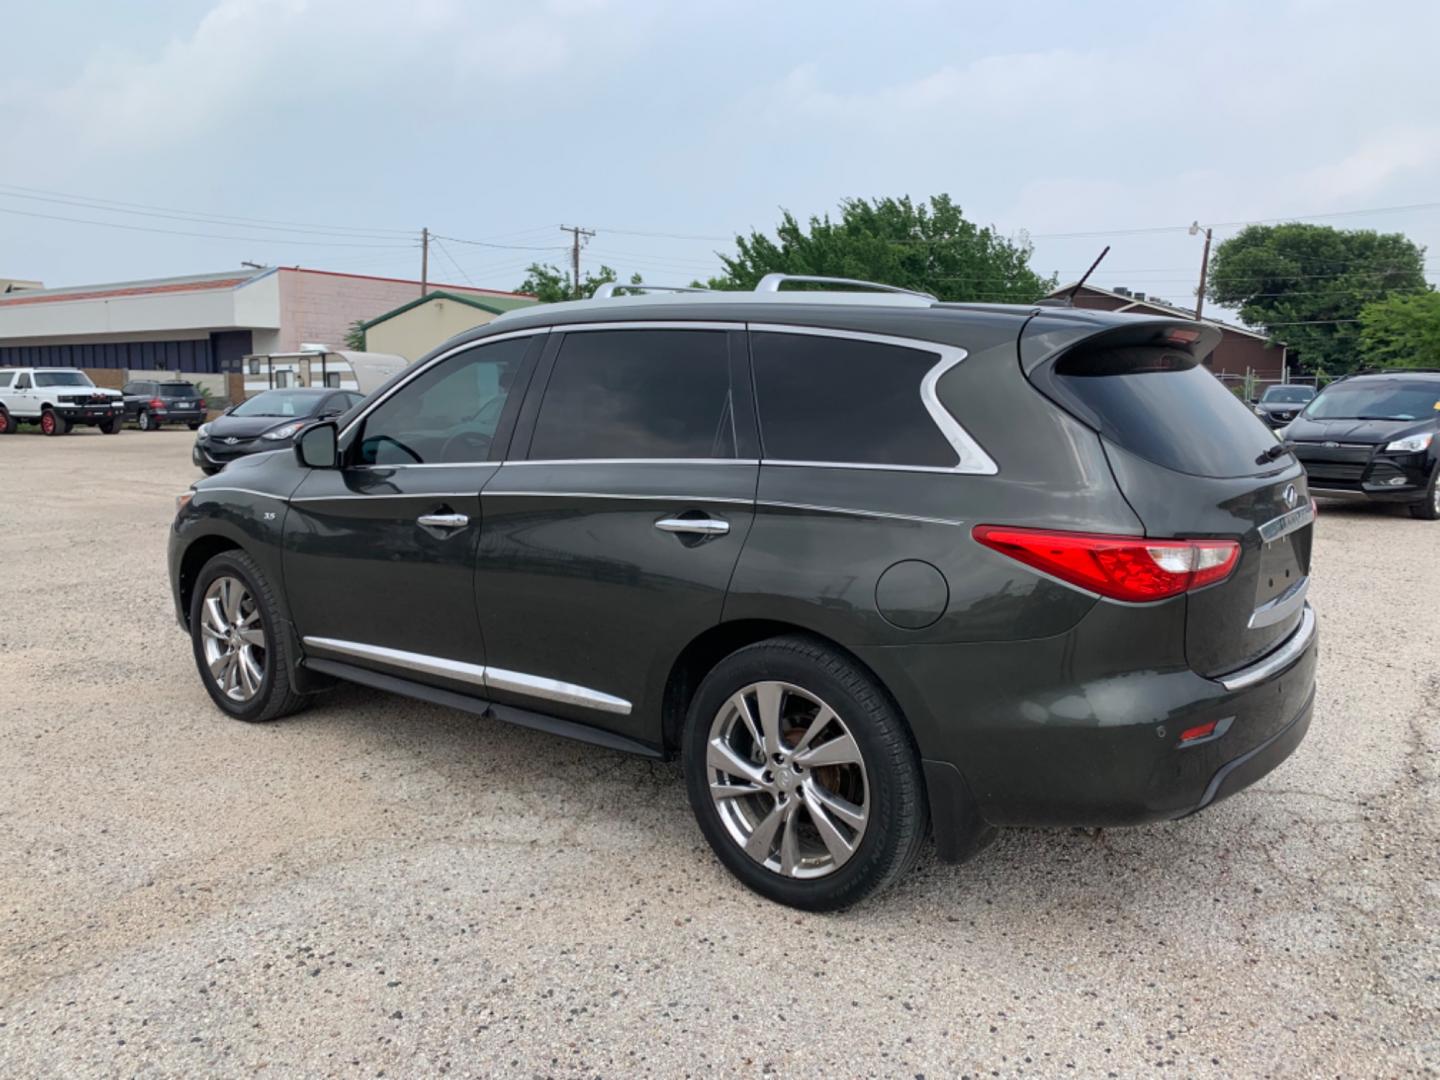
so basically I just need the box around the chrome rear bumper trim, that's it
[1218,604,1317,692]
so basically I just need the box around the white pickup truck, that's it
[0,367,124,435]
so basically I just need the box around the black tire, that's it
[201,466,221,477]
[0,408,12,435]
[137,410,154,431]
[98,416,121,435]
[682,635,929,911]
[188,549,309,723]
[188,421,203,431]
[40,408,64,436]
[1407,467,1440,520]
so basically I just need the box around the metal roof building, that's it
[0,267,532,376]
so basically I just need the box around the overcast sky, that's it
[3,0,1437,317]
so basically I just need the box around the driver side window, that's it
[356,336,531,466]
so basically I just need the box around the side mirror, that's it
[296,422,339,469]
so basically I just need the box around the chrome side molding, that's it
[301,636,632,715]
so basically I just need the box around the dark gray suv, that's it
[168,277,1319,910]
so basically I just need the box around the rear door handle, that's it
[417,512,469,529]
[655,517,729,536]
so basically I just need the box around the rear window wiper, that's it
[1255,443,1290,465]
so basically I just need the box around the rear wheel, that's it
[189,550,309,723]
[0,408,11,434]
[188,421,203,431]
[137,410,155,431]
[40,408,64,436]
[682,636,928,911]
[1408,468,1440,520]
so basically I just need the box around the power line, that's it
[432,231,570,252]
[0,182,415,239]
[0,205,419,248]
[432,236,476,288]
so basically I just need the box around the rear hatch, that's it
[1024,322,1312,677]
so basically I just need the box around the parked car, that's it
[123,378,208,430]
[169,277,1319,910]
[1252,383,1316,428]
[0,367,123,435]
[1283,369,1440,519]
[192,387,364,474]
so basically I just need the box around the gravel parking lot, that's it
[1,429,1436,1078]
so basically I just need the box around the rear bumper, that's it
[857,602,1319,854]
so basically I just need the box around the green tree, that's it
[344,319,366,350]
[1207,223,1428,374]
[705,194,1054,302]
[517,263,642,303]
[1358,290,1440,368]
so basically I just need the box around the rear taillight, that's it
[197,398,206,410]
[149,397,165,409]
[972,526,1240,602]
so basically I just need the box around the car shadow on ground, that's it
[281,680,1281,921]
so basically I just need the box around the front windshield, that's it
[230,391,322,418]
[34,371,95,388]
[1304,380,1440,422]
[1262,386,1314,404]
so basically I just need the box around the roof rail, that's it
[754,273,937,302]
[1348,366,1440,377]
[592,282,712,299]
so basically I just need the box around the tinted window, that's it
[0,372,14,388]
[1303,379,1440,422]
[1261,386,1313,404]
[751,332,956,467]
[358,336,530,465]
[16,373,31,389]
[159,382,197,398]
[232,390,327,418]
[1048,347,1278,478]
[528,330,735,460]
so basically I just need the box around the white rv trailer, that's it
[242,345,408,397]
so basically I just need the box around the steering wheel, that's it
[363,434,423,465]
[439,430,492,462]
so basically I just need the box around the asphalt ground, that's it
[1,428,1435,1077]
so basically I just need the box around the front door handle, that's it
[417,512,469,529]
[655,517,729,536]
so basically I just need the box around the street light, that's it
[1189,220,1213,321]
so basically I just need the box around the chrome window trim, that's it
[1218,605,1317,691]
[348,462,499,471]
[302,636,632,714]
[555,320,742,333]
[504,458,759,467]
[488,490,753,505]
[756,499,965,528]
[290,491,476,503]
[337,326,550,442]
[746,323,999,476]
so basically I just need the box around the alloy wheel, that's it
[199,576,267,702]
[706,681,869,879]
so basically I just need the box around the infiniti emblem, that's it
[1283,483,1298,509]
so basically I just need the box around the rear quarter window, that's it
[751,332,957,468]
[1040,346,1277,478]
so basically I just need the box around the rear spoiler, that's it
[1018,313,1223,376]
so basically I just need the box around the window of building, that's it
[750,332,957,468]
[528,329,735,460]
[357,336,530,466]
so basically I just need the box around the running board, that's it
[300,657,663,759]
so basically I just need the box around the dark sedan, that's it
[1252,384,1316,428]
[193,388,364,474]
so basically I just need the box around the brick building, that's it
[1046,283,1288,382]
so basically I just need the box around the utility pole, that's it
[420,227,430,297]
[560,224,595,299]
[1190,221,1212,321]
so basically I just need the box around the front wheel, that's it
[99,417,121,435]
[40,408,64,436]
[1408,467,1440,520]
[682,636,929,911]
[189,550,309,722]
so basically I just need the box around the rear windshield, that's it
[158,382,197,397]
[1303,380,1440,422]
[230,391,323,418]
[1047,347,1280,478]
